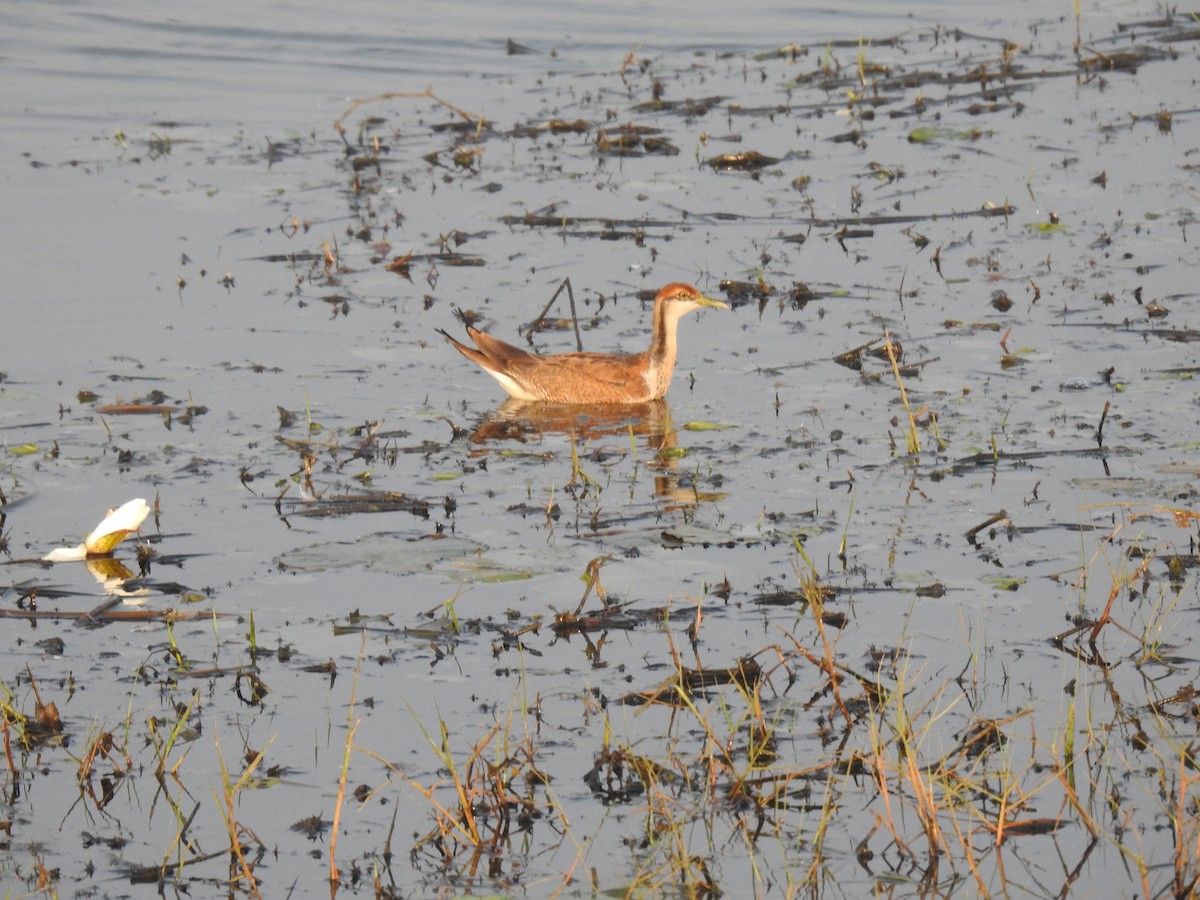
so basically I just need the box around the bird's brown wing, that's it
[516,351,650,402]
[537,353,645,389]
[438,326,537,373]
[442,326,650,402]
[464,327,541,370]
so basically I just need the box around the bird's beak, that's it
[695,294,729,310]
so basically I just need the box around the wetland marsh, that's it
[1,1,1199,897]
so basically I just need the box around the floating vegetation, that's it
[705,150,781,171]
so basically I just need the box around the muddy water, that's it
[1,0,1198,896]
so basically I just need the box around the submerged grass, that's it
[344,495,1198,897]
[375,655,560,891]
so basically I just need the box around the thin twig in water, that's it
[333,88,482,143]
[524,277,583,351]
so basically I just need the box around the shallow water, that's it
[1,0,1199,896]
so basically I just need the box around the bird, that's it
[438,283,728,404]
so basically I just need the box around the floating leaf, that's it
[983,575,1024,591]
[478,571,535,584]
[681,421,733,431]
[908,126,941,143]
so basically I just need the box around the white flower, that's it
[43,498,152,562]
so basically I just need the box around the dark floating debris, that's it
[753,586,838,605]
[705,150,780,171]
[1146,327,1200,343]
[279,491,430,520]
[1080,51,1150,72]
[290,814,331,839]
[789,282,816,308]
[834,337,903,372]
[95,403,175,416]
[595,125,679,157]
[867,340,902,363]
[618,656,764,705]
[547,118,588,134]
[630,96,725,117]
[965,510,1010,546]
[510,118,590,138]
[719,279,772,303]
[835,348,864,371]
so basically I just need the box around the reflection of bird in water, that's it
[466,398,672,445]
[461,398,728,510]
[438,283,727,404]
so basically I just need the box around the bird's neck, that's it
[645,301,685,392]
